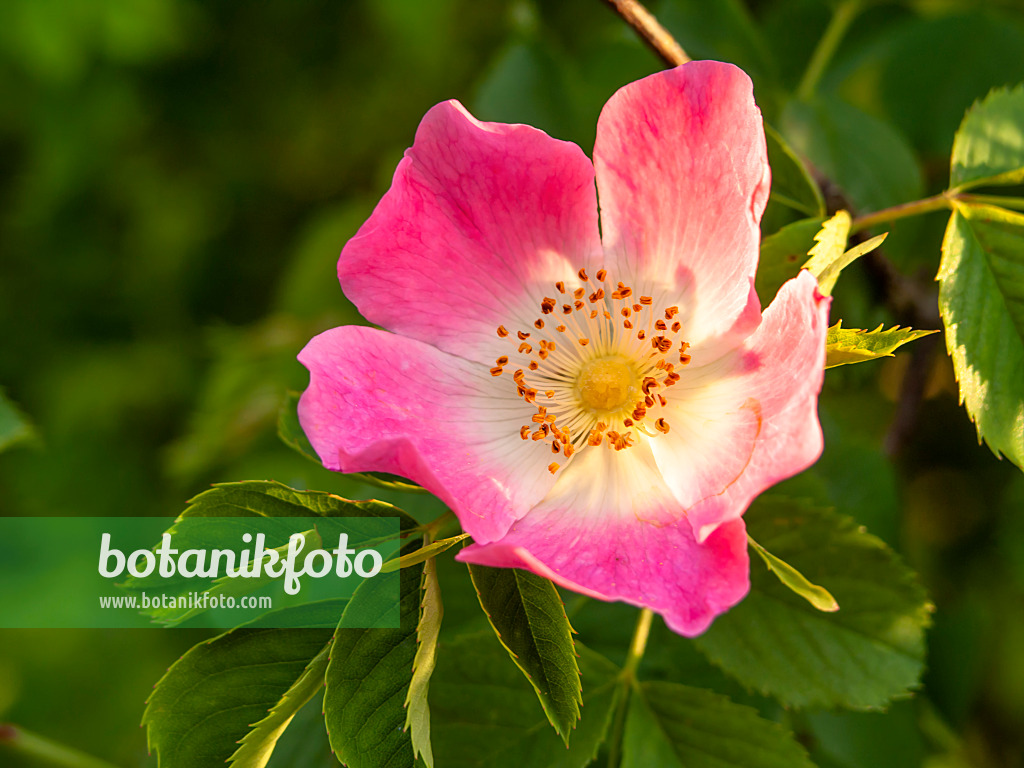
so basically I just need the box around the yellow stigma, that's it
[575,357,637,414]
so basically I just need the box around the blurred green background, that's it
[2,0,1024,765]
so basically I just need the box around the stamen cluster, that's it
[491,268,692,473]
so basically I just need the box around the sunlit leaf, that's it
[939,201,1024,469]
[747,534,838,612]
[405,554,442,768]
[382,533,470,573]
[819,233,887,296]
[802,213,887,296]
[826,321,938,368]
[803,210,851,287]
[950,84,1024,191]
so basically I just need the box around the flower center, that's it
[575,357,637,415]
[491,268,692,474]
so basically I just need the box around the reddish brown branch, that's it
[603,0,690,67]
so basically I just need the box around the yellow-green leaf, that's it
[229,643,331,768]
[747,535,838,612]
[825,321,938,368]
[405,555,442,768]
[381,533,470,573]
[804,212,887,296]
[804,210,851,275]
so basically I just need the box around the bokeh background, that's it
[2,0,1024,766]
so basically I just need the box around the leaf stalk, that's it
[851,192,954,233]
[796,0,862,101]
[0,725,121,768]
[607,607,654,767]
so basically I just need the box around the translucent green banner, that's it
[0,516,401,629]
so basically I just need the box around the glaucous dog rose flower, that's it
[298,60,830,636]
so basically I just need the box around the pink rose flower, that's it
[298,61,830,636]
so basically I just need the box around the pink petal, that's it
[457,442,750,637]
[650,270,830,542]
[338,101,603,366]
[594,61,770,349]
[297,326,558,543]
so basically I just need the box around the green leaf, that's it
[693,497,931,709]
[765,124,826,217]
[782,96,923,213]
[405,555,442,768]
[323,546,423,768]
[143,619,335,768]
[622,681,815,768]
[756,217,824,304]
[825,321,938,369]
[381,533,470,573]
[0,389,35,453]
[178,480,418,528]
[950,84,1024,191]
[229,643,331,768]
[123,482,413,625]
[429,633,620,768]
[145,528,325,626]
[467,565,581,744]
[939,202,1024,469]
[747,534,838,612]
